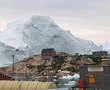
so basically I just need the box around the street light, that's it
[12,49,19,73]
[12,55,15,73]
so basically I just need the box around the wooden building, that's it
[0,72,14,80]
[41,48,56,60]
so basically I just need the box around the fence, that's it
[0,81,56,90]
[0,81,104,90]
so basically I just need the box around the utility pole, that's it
[12,55,15,73]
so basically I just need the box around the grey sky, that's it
[0,0,110,45]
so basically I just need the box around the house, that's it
[41,48,56,60]
[0,72,14,80]
[92,51,108,57]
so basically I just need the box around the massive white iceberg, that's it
[0,15,101,66]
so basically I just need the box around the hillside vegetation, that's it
[0,52,109,77]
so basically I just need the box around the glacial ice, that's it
[0,15,101,66]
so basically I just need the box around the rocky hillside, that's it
[0,52,96,76]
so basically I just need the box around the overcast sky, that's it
[0,0,110,45]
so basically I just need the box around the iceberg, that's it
[0,15,101,66]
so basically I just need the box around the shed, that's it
[0,72,14,80]
[79,65,110,90]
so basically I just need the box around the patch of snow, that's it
[72,73,80,80]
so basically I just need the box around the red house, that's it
[41,48,56,60]
[0,72,14,80]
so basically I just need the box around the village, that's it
[0,48,109,90]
